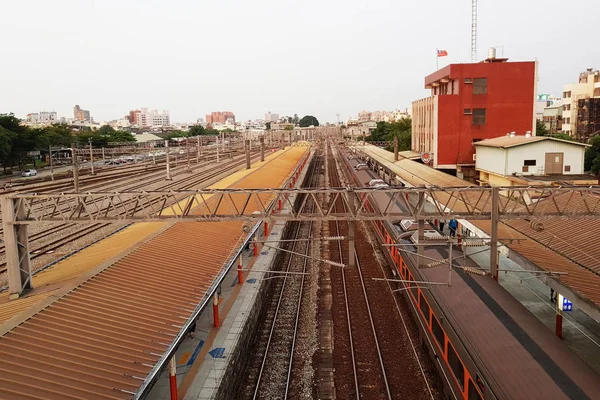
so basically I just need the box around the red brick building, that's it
[206,111,235,124]
[412,57,537,178]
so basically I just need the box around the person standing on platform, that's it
[439,219,446,235]
[448,219,458,237]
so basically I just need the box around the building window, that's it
[473,78,487,94]
[565,165,571,172]
[564,104,570,111]
[524,159,536,166]
[472,109,486,125]
[563,91,572,98]
[465,78,473,84]
[522,166,529,173]
[565,117,571,124]
[464,108,472,115]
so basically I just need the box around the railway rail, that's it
[246,151,321,399]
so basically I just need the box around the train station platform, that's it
[0,145,310,399]
[350,143,600,373]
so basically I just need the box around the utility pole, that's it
[71,144,79,192]
[186,138,191,172]
[216,136,220,163]
[165,140,172,180]
[260,136,265,162]
[88,138,95,176]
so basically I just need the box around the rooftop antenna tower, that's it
[471,0,477,62]
[336,113,340,124]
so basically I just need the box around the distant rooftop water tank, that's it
[525,131,532,138]
[509,131,516,137]
[488,47,496,60]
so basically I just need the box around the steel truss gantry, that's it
[2,185,600,298]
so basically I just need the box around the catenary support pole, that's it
[490,186,499,280]
[394,136,399,162]
[48,145,54,181]
[348,188,356,267]
[245,139,251,170]
[260,136,265,162]
[196,136,200,164]
[72,145,79,192]
[417,193,425,267]
[89,140,95,176]
[165,140,172,180]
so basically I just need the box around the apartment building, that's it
[206,111,235,124]
[561,68,600,141]
[26,111,58,123]
[73,105,91,122]
[411,53,536,178]
[264,112,279,123]
[134,108,170,127]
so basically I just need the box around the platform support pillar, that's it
[263,221,269,237]
[245,140,251,170]
[260,137,265,162]
[213,292,220,328]
[238,256,243,285]
[556,300,563,339]
[165,140,172,180]
[490,186,499,280]
[3,198,32,299]
[168,355,177,400]
[253,235,258,256]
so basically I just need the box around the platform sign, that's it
[562,297,573,312]
[421,152,432,164]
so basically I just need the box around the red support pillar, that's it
[238,256,243,285]
[263,221,269,237]
[213,292,220,328]
[253,236,258,256]
[278,199,282,210]
[169,356,178,400]
[556,297,563,339]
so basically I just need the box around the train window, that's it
[432,317,445,351]
[419,293,430,325]
[409,276,418,300]
[448,343,465,390]
[468,379,483,400]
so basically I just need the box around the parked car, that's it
[21,169,37,177]
[368,178,388,188]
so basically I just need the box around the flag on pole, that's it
[437,49,448,57]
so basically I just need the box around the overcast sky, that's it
[1,0,598,124]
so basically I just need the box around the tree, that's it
[189,125,206,136]
[548,133,574,141]
[287,116,293,124]
[585,135,600,174]
[367,118,412,152]
[536,119,550,136]
[299,115,319,127]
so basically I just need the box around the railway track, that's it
[245,151,321,399]
[327,142,392,399]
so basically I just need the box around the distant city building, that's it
[134,108,170,127]
[412,54,536,179]
[535,94,562,120]
[127,110,140,124]
[543,104,564,133]
[357,109,409,123]
[73,105,91,122]
[265,112,279,123]
[561,68,600,140]
[206,111,235,124]
[26,111,58,124]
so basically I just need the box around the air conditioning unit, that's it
[464,108,472,115]
[465,78,473,84]
[472,154,477,162]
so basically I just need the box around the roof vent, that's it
[525,131,532,138]
[509,132,516,137]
